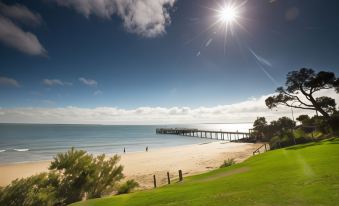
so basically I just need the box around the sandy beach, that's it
[0,141,260,188]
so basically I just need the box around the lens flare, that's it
[218,5,238,23]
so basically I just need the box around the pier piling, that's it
[156,128,251,142]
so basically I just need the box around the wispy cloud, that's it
[0,2,46,56]
[79,77,98,86]
[49,0,176,37]
[42,79,72,86]
[0,2,42,26]
[0,76,20,87]
[1,90,337,124]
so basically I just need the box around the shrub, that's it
[49,148,124,203]
[328,112,339,133]
[0,172,60,206]
[0,148,125,206]
[220,158,236,168]
[117,180,139,195]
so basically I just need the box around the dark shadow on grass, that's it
[328,138,339,144]
[285,138,339,150]
[285,142,323,150]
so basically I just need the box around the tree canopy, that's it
[265,68,339,119]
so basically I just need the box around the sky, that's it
[0,0,338,124]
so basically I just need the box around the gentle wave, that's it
[13,148,29,152]
[0,149,5,152]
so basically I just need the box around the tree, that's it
[253,117,268,140]
[253,117,267,132]
[296,114,311,125]
[267,117,296,147]
[265,68,339,119]
[276,117,296,132]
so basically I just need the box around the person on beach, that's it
[124,147,126,154]
[146,146,148,152]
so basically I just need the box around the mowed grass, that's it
[72,138,339,206]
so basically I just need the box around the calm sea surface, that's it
[0,123,252,164]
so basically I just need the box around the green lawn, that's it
[72,138,339,206]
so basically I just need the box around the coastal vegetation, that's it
[117,180,139,195]
[72,138,339,206]
[219,158,236,168]
[252,68,339,149]
[0,148,138,206]
[265,68,339,119]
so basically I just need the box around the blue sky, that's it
[0,0,338,124]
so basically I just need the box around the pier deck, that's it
[156,128,253,142]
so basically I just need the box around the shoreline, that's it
[0,141,217,166]
[0,141,260,188]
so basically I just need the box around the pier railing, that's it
[156,128,252,142]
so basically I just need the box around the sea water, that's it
[0,123,252,164]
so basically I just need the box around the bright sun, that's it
[218,6,238,23]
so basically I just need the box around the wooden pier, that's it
[156,128,253,142]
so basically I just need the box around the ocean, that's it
[0,123,252,164]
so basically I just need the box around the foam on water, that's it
[13,148,29,152]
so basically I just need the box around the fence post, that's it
[153,175,157,188]
[167,172,171,184]
[178,170,183,182]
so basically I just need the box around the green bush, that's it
[220,158,236,168]
[0,172,60,206]
[0,148,125,206]
[117,180,139,195]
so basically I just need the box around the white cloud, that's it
[50,0,176,37]
[0,2,42,26]
[0,90,337,125]
[0,76,20,87]
[0,9,46,56]
[79,77,98,86]
[42,79,72,86]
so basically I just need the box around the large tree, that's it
[265,68,339,119]
[253,117,268,140]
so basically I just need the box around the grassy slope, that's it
[73,138,339,206]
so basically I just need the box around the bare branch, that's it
[279,89,313,107]
[279,102,316,110]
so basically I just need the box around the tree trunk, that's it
[308,95,330,119]
[299,86,330,119]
